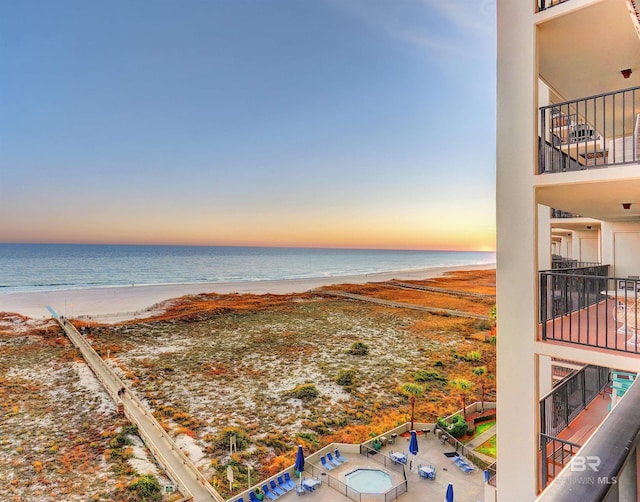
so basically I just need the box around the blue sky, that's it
[0,0,496,250]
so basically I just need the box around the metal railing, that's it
[434,425,494,471]
[540,365,610,437]
[540,265,609,319]
[537,377,640,501]
[308,446,406,502]
[550,208,580,218]
[539,86,640,173]
[551,259,601,270]
[540,434,582,489]
[539,269,640,354]
[538,0,570,11]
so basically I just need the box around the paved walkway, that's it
[53,310,224,502]
[320,291,491,320]
[386,281,496,300]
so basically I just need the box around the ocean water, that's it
[0,244,495,294]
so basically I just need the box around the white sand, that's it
[0,263,495,322]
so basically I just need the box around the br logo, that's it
[570,455,601,472]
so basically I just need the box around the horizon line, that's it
[0,241,496,253]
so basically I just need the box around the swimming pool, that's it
[345,468,393,493]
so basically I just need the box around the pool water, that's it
[345,468,393,493]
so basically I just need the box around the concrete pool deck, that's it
[242,431,487,502]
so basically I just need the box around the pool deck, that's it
[263,432,487,502]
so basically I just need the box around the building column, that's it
[496,0,538,499]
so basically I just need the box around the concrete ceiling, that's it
[537,176,640,220]
[538,0,640,102]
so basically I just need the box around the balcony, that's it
[537,0,570,12]
[536,374,640,501]
[539,86,640,174]
[539,364,610,489]
[539,267,640,355]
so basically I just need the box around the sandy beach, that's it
[0,263,495,322]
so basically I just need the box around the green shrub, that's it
[336,369,357,386]
[296,432,320,448]
[449,418,469,438]
[473,413,497,424]
[476,320,493,331]
[433,360,445,368]
[128,474,161,501]
[347,341,369,356]
[288,383,319,400]
[209,427,250,452]
[109,431,132,449]
[438,415,469,439]
[413,369,447,384]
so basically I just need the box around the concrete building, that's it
[497,0,640,500]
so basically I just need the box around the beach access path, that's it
[52,309,225,502]
[319,290,491,320]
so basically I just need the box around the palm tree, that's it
[401,383,424,431]
[472,366,487,413]
[450,379,474,420]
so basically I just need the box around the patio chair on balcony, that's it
[607,113,640,164]
[616,298,640,347]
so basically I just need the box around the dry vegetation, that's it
[0,315,178,501]
[1,269,496,500]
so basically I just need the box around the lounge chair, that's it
[320,456,334,470]
[262,484,279,501]
[277,475,292,492]
[326,452,342,466]
[237,499,244,502]
[270,480,286,496]
[335,448,348,463]
[283,472,297,489]
[249,493,259,502]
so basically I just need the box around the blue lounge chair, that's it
[262,484,278,501]
[326,452,341,466]
[249,493,259,502]
[283,472,297,489]
[270,480,286,496]
[320,456,334,470]
[237,499,244,502]
[335,449,348,463]
[277,476,292,492]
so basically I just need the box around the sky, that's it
[0,0,496,251]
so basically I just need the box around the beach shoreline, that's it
[0,263,495,322]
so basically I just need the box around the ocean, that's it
[0,244,495,295]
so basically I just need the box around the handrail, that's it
[539,86,640,172]
[56,317,225,502]
[537,377,640,501]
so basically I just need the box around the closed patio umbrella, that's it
[445,482,454,502]
[295,445,305,490]
[408,430,419,470]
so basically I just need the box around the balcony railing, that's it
[551,258,601,270]
[550,208,580,218]
[539,86,640,173]
[540,364,610,437]
[539,268,640,354]
[538,0,570,11]
[536,376,640,501]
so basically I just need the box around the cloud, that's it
[420,0,496,36]
[326,0,495,55]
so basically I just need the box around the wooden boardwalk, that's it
[51,309,224,502]
[320,291,491,320]
[385,281,496,299]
